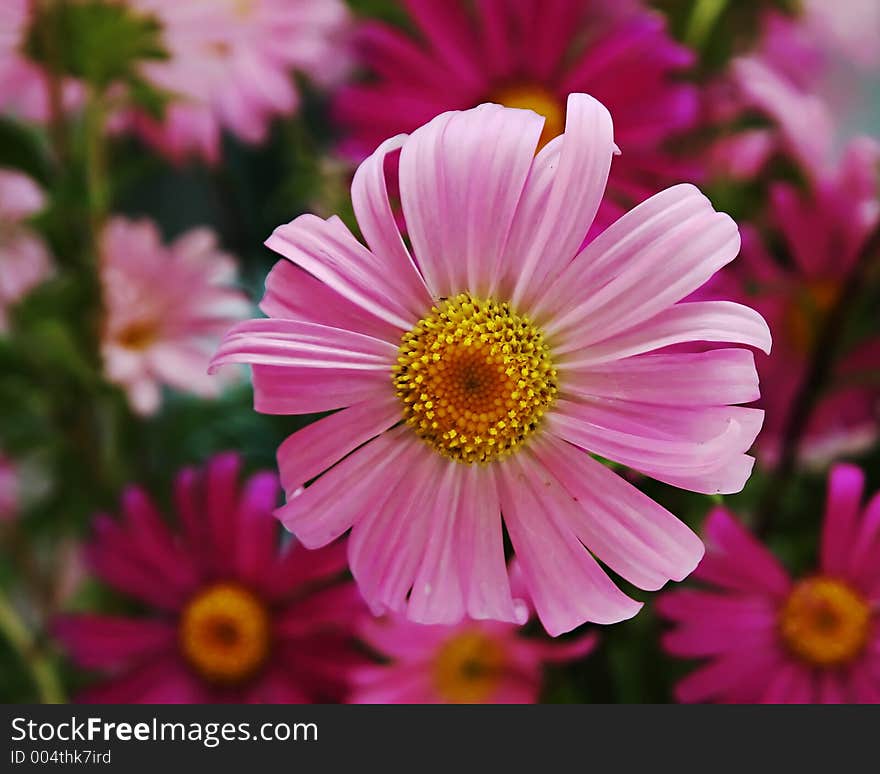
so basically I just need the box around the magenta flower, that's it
[349,611,597,704]
[334,0,699,230]
[0,0,81,122]
[0,453,17,522]
[212,94,771,636]
[711,138,880,466]
[658,464,880,703]
[122,0,351,163]
[54,453,367,703]
[99,217,250,415]
[0,169,53,333]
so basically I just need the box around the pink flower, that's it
[0,0,81,122]
[99,216,250,415]
[334,0,699,231]
[122,0,350,163]
[658,463,880,703]
[0,169,53,332]
[349,611,597,704]
[711,138,880,466]
[713,9,879,181]
[0,454,18,521]
[212,94,771,636]
[54,453,367,703]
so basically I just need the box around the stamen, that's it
[393,293,557,464]
[433,631,508,704]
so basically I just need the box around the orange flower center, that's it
[783,279,840,354]
[779,577,872,668]
[394,293,557,464]
[115,320,159,351]
[179,583,271,684]
[433,630,508,703]
[490,84,564,151]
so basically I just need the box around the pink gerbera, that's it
[99,216,250,415]
[712,137,880,466]
[0,0,81,122]
[122,0,350,163]
[0,168,53,332]
[0,453,17,521]
[54,453,367,703]
[350,612,596,704]
[335,0,699,230]
[212,94,771,636]
[657,464,880,703]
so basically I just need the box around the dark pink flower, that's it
[334,0,699,230]
[54,454,367,703]
[658,463,880,703]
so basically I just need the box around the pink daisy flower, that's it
[335,0,699,230]
[0,0,81,122]
[212,94,771,636]
[99,216,250,415]
[122,0,351,163]
[54,453,367,703]
[0,453,18,522]
[350,612,596,704]
[712,137,880,466]
[657,463,880,703]
[0,169,53,333]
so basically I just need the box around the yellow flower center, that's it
[433,630,508,703]
[784,279,839,354]
[179,583,271,685]
[393,293,557,465]
[779,577,872,668]
[115,320,159,351]
[490,84,565,151]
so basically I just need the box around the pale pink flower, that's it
[212,94,771,636]
[349,611,597,704]
[0,169,53,332]
[0,454,17,521]
[122,0,351,163]
[0,0,81,122]
[658,464,880,703]
[100,216,250,415]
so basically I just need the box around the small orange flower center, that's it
[115,320,159,351]
[784,279,840,354]
[433,630,508,703]
[179,583,271,685]
[394,293,557,464]
[490,84,564,150]
[779,577,872,668]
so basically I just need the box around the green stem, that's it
[0,589,65,704]
[684,0,729,50]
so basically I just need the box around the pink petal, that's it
[563,349,760,406]
[558,301,772,368]
[820,463,865,577]
[531,435,703,590]
[760,662,815,704]
[276,393,402,497]
[547,401,763,495]
[276,427,414,549]
[53,615,176,671]
[233,471,281,588]
[259,259,399,342]
[508,94,616,307]
[675,649,782,703]
[264,214,418,330]
[351,134,432,309]
[251,364,388,414]
[540,185,740,346]
[497,453,642,635]
[398,103,544,298]
[695,508,792,597]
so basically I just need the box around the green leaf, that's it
[0,118,51,184]
[26,0,167,91]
